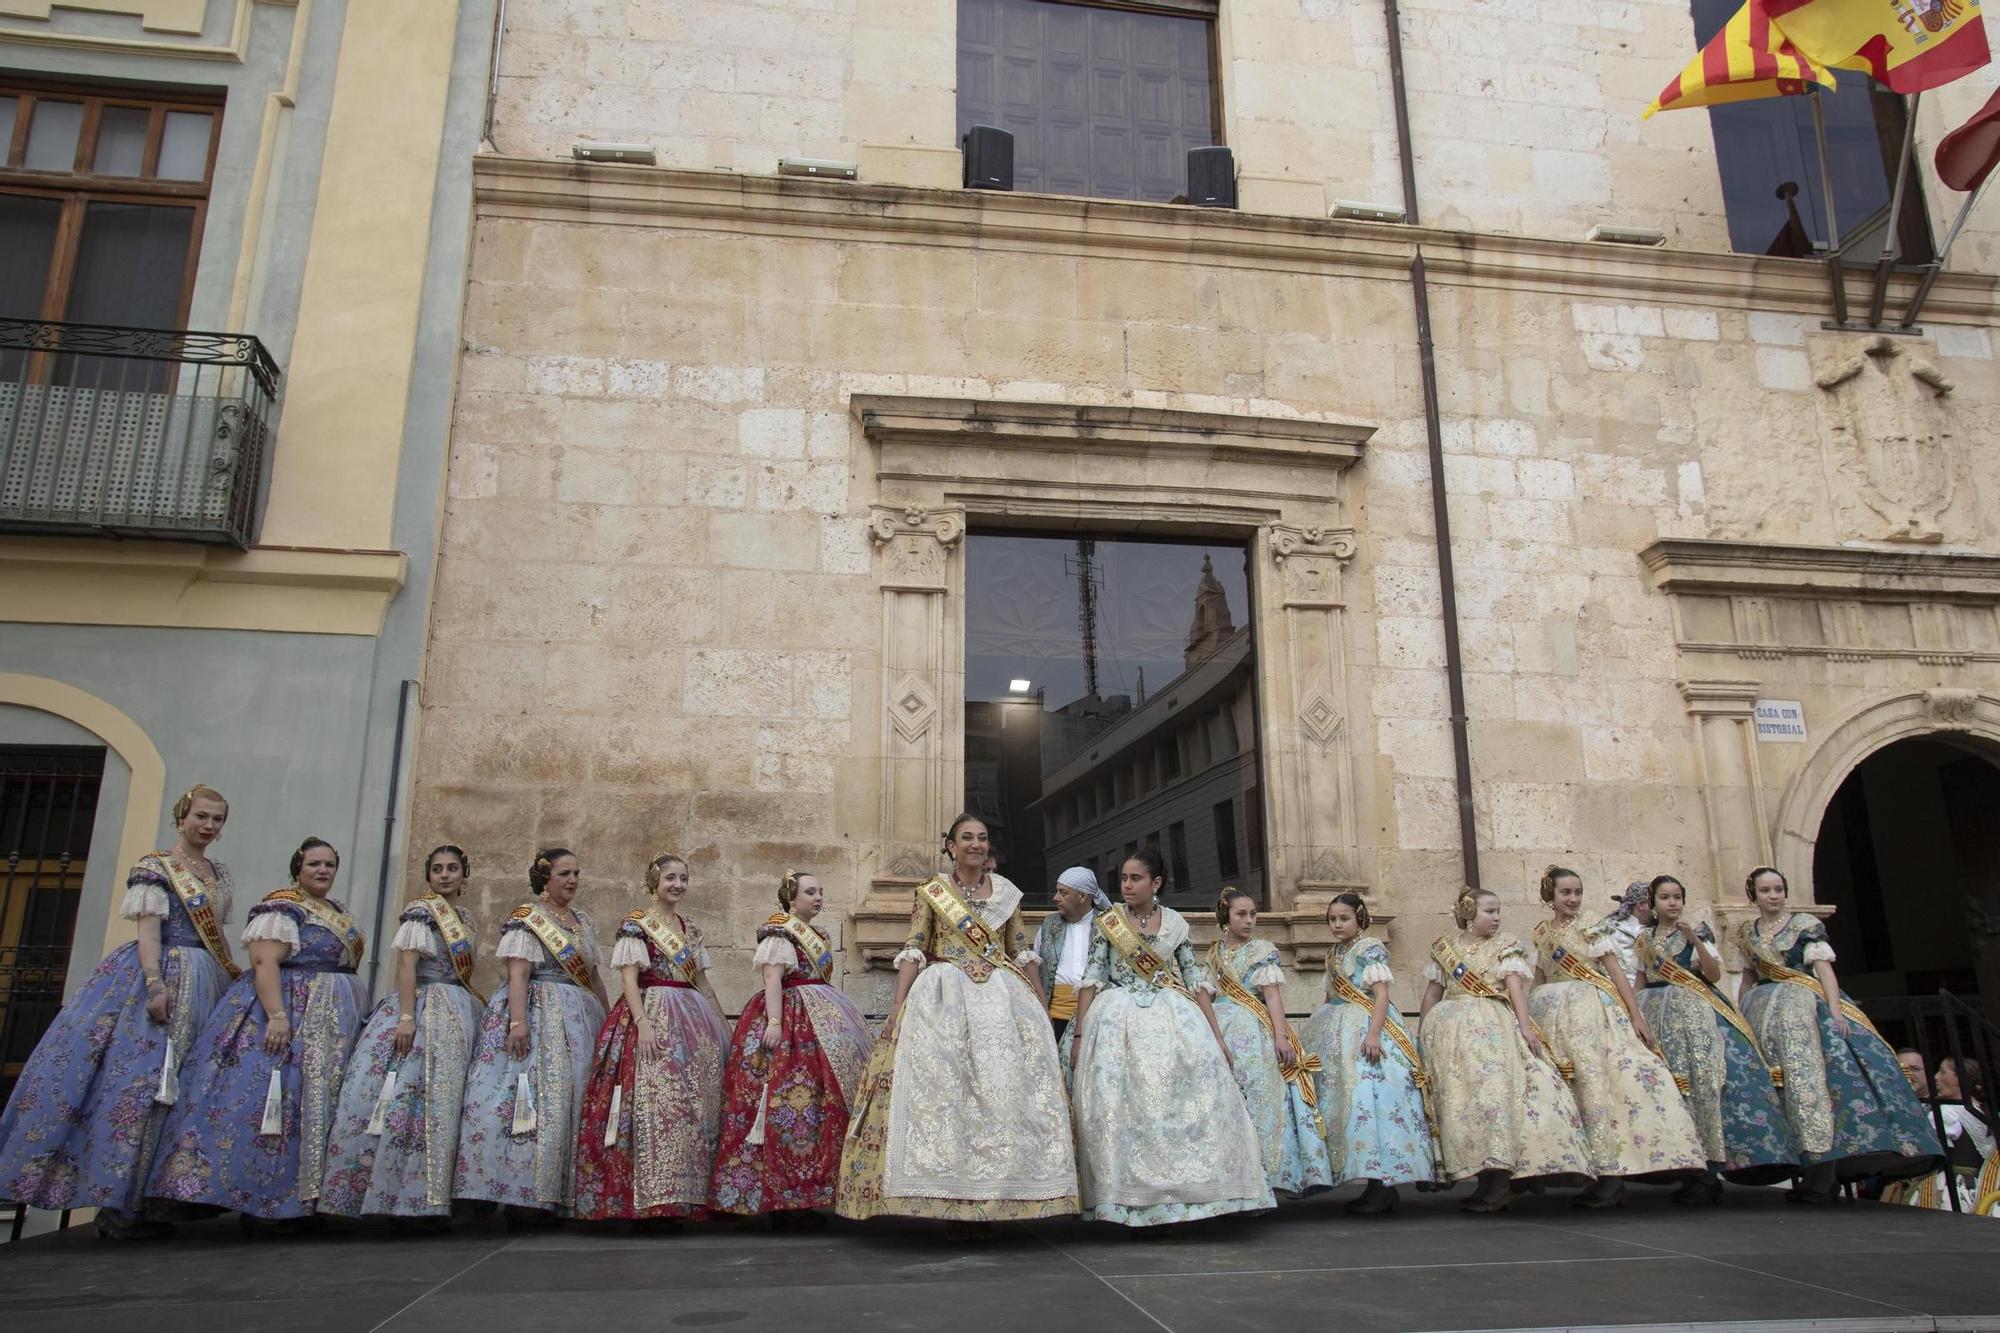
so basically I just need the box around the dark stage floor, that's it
[4,1184,1999,1333]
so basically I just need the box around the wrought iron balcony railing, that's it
[0,317,281,548]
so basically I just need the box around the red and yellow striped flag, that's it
[1759,0,1989,94]
[1646,1,1837,116]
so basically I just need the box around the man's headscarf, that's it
[1607,879,1650,922]
[1057,865,1112,913]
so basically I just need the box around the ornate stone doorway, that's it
[1809,734,2000,1025]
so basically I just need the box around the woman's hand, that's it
[262,1012,291,1056]
[392,1016,417,1057]
[1521,1027,1545,1060]
[1274,1032,1296,1065]
[882,1002,902,1041]
[1360,1032,1384,1063]
[1629,1012,1656,1050]
[1831,1012,1850,1039]
[144,978,171,1025]
[506,1019,531,1059]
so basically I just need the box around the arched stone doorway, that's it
[1810,734,2000,1017]
[1770,691,2000,1028]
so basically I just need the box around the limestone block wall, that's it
[419,165,2000,1013]
[482,0,1998,263]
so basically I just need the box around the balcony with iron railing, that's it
[0,317,280,549]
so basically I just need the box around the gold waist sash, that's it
[1650,947,1783,1088]
[916,875,1032,988]
[1752,956,1886,1046]
[1207,943,1322,1124]
[1431,938,1572,1080]
[1048,982,1078,1022]
[1328,961,1438,1143]
[1546,935,1687,1092]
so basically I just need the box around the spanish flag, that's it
[1644,1,1835,117]
[1760,0,1990,93]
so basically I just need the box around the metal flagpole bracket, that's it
[1900,174,1993,328]
[1809,87,1850,326]
[1867,91,1922,328]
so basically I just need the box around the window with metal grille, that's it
[956,0,1219,203]
[0,746,105,1106]
[0,82,222,387]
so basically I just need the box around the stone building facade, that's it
[416,0,2000,1014]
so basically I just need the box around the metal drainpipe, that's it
[367,679,417,993]
[1385,0,1481,890]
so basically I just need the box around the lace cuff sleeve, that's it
[752,935,797,970]
[1802,941,1836,965]
[391,918,438,956]
[609,936,651,969]
[1496,955,1534,981]
[121,882,171,921]
[1358,961,1394,988]
[241,906,300,948]
[1423,959,1446,986]
[495,925,541,964]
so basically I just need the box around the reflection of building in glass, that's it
[1038,557,1265,906]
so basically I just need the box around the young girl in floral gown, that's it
[710,870,873,1224]
[1298,892,1437,1215]
[1529,865,1705,1207]
[572,852,728,1222]
[453,849,607,1222]
[1205,887,1333,1199]
[320,844,484,1226]
[1419,887,1591,1213]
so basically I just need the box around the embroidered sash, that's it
[777,913,834,982]
[1744,925,1887,1045]
[510,903,594,988]
[155,851,240,979]
[629,909,701,984]
[916,875,1029,986]
[1430,936,1571,1079]
[1207,942,1323,1124]
[1328,950,1439,1145]
[416,894,484,1001]
[1640,929,1783,1088]
[264,889,364,968]
[1535,921,1624,1004]
[1099,905,1192,997]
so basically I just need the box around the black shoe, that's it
[1785,1186,1835,1206]
[1672,1176,1723,1206]
[1572,1179,1627,1210]
[1345,1185,1399,1216]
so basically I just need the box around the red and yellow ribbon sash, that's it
[1743,922,1886,1045]
[1430,936,1571,1079]
[628,908,701,984]
[263,888,364,968]
[1328,949,1439,1147]
[1207,941,1322,1124]
[1098,905,1191,997]
[777,913,834,981]
[1640,928,1783,1088]
[916,875,1030,986]
[416,894,484,1001]
[510,903,594,988]
[155,850,240,979]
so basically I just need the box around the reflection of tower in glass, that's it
[1185,553,1235,668]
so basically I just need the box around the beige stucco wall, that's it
[417,156,2000,1013]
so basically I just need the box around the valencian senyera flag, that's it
[1644,1,1836,117]
[1760,0,1990,93]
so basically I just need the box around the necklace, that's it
[1130,901,1159,932]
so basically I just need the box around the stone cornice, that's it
[472,156,2000,323]
[1640,538,2000,603]
[852,395,1371,470]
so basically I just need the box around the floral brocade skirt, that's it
[1212,992,1334,1198]
[1421,995,1591,1186]
[710,980,872,1214]
[572,983,727,1220]
[1528,980,1704,1181]
[1636,983,1796,1183]
[0,941,228,1215]
[1297,1000,1437,1189]
[452,980,605,1213]
[1743,981,1942,1181]
[836,961,1077,1221]
[147,967,368,1219]
[318,982,482,1217]
[1072,986,1274,1226]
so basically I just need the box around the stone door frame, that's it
[849,395,1374,970]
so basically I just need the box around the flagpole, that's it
[1899,174,1994,328]
[1868,91,1921,327]
[1809,86,1849,325]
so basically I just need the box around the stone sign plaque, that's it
[1754,698,1807,743]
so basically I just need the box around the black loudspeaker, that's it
[1187,145,1237,208]
[962,125,1014,191]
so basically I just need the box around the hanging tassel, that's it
[747,1082,770,1147]
[258,1068,284,1136]
[510,1072,537,1136]
[366,1069,399,1137]
[153,1041,179,1106]
[604,1084,622,1147]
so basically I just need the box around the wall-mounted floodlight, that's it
[1009,678,1032,694]
[1331,200,1407,223]
[572,141,655,164]
[1584,223,1667,247]
[778,157,858,180]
